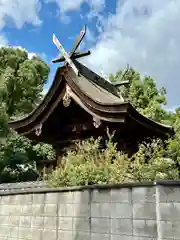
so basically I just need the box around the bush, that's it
[47,135,179,187]
[48,137,131,187]
[131,139,178,181]
[0,131,55,183]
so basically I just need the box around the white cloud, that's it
[11,46,37,60]
[27,51,48,62]
[0,0,42,46]
[0,34,8,46]
[45,0,105,22]
[28,52,37,59]
[9,47,49,67]
[83,0,180,108]
[0,0,41,29]
[85,27,96,45]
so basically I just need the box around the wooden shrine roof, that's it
[9,60,173,144]
[8,25,173,144]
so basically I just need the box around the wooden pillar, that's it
[55,147,63,167]
[54,140,80,167]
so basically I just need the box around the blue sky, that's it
[0,0,180,110]
[1,0,116,90]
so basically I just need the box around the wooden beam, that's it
[52,50,91,63]
[112,80,130,87]
[53,34,79,75]
[111,64,130,87]
[69,25,86,58]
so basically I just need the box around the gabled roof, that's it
[9,60,173,143]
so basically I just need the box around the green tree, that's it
[0,133,55,183]
[110,67,180,176]
[0,47,49,117]
[110,68,171,123]
[0,106,9,139]
[0,47,55,182]
[166,108,180,172]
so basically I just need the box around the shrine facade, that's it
[9,26,173,166]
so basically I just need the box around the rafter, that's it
[52,50,90,63]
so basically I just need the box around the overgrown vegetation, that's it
[47,135,179,187]
[0,46,180,185]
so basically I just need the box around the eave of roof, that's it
[8,61,173,137]
[9,67,64,129]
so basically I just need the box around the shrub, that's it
[0,131,55,183]
[48,137,132,187]
[47,135,179,187]
[131,139,179,181]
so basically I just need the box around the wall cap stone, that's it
[155,180,180,186]
[0,180,180,196]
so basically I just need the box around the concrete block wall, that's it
[156,184,180,240]
[0,181,180,239]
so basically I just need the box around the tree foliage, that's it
[110,68,171,123]
[0,47,55,183]
[48,136,178,187]
[0,47,49,117]
[0,133,55,183]
[0,47,180,185]
[0,106,9,139]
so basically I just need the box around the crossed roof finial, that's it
[52,25,130,88]
[52,25,90,76]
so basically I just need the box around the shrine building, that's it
[9,26,173,166]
